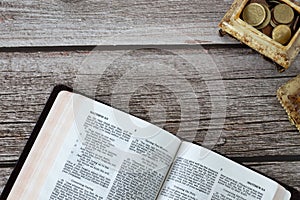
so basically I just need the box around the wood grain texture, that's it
[0,167,14,194]
[0,47,300,161]
[0,0,299,196]
[0,0,239,47]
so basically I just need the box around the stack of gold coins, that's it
[242,0,300,45]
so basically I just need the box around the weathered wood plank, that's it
[0,47,300,161]
[0,0,238,47]
[0,167,14,194]
[0,123,34,162]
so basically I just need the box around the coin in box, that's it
[219,0,300,71]
[242,1,297,45]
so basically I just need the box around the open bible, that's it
[1,86,297,200]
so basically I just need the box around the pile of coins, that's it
[242,0,300,45]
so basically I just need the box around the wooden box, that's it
[219,0,300,71]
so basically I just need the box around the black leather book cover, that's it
[0,85,72,199]
[1,85,299,200]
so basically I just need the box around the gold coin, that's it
[243,3,266,27]
[262,24,273,37]
[250,0,268,7]
[270,18,277,27]
[256,4,271,29]
[273,4,294,24]
[272,24,292,45]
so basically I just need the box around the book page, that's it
[157,142,291,200]
[7,91,181,200]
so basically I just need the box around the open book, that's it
[1,86,296,200]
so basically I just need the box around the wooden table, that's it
[0,0,299,194]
